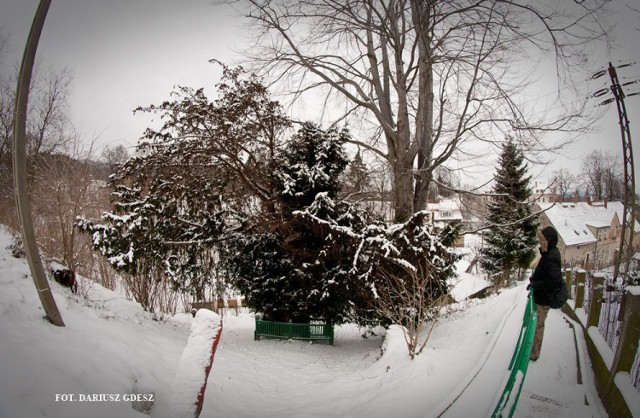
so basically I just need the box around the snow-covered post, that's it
[611,288,640,376]
[564,269,572,299]
[164,309,223,418]
[587,273,605,328]
[575,270,586,309]
[13,0,65,327]
[601,287,640,418]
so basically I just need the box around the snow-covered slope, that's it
[0,226,605,417]
[0,227,190,418]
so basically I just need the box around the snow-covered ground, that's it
[0,226,607,417]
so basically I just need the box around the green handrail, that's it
[491,291,537,418]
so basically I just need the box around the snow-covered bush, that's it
[76,175,227,313]
[296,205,461,356]
[350,212,460,356]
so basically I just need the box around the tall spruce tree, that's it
[480,139,538,287]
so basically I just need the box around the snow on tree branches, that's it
[77,64,288,310]
[223,123,362,325]
[480,139,538,287]
[76,63,462,351]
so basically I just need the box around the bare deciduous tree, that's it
[602,158,624,201]
[100,144,130,174]
[0,74,14,157]
[0,28,9,65]
[369,262,448,359]
[581,150,623,200]
[27,67,73,155]
[0,28,13,219]
[429,165,460,199]
[551,168,576,202]
[0,66,74,221]
[0,66,73,157]
[227,0,611,221]
[30,136,101,273]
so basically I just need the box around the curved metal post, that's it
[12,0,64,326]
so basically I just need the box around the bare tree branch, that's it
[225,0,611,222]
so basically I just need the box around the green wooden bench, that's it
[254,319,334,345]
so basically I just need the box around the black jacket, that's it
[529,226,563,307]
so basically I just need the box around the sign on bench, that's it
[254,319,334,345]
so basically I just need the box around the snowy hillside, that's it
[0,227,190,418]
[0,226,605,417]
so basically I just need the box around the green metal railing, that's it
[491,291,537,418]
[254,319,334,345]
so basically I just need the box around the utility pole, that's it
[594,62,637,281]
[13,0,64,326]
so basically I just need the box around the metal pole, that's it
[12,0,65,326]
[607,62,636,282]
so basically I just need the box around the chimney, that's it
[572,195,578,204]
[594,195,599,203]
[585,195,591,205]
[604,196,608,209]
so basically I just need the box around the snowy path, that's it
[516,310,607,418]
[0,228,609,418]
[199,285,607,418]
[200,316,389,417]
[437,285,607,418]
[199,287,525,417]
[435,287,526,418]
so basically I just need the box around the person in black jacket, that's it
[528,225,563,361]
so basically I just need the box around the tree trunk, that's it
[412,0,435,213]
[392,151,414,223]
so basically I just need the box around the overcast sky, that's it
[0,0,639,193]
[0,0,242,150]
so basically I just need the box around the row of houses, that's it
[535,200,640,270]
[385,193,639,270]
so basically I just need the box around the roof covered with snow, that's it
[538,201,639,247]
[426,198,464,221]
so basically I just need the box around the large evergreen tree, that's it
[224,122,461,332]
[480,139,538,287]
[77,65,290,309]
[223,123,368,324]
